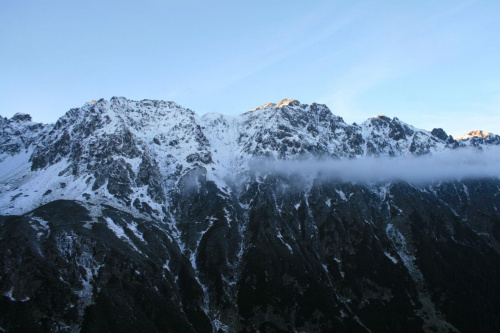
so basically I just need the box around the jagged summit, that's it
[276,98,301,107]
[455,129,500,146]
[457,130,491,140]
[108,96,186,110]
[10,113,32,122]
[253,102,276,110]
[252,98,304,111]
[431,128,449,141]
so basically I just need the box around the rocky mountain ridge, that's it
[1,97,497,217]
[1,97,500,332]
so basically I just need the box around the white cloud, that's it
[251,146,500,184]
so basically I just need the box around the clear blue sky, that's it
[1,0,499,137]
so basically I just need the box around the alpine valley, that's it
[1,97,500,332]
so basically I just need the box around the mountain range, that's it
[1,97,499,332]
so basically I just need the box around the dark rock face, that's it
[186,152,213,164]
[431,128,448,141]
[231,177,500,332]
[1,97,500,332]
[0,201,211,333]
[10,113,32,122]
[2,178,500,332]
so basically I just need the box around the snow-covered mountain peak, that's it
[276,98,301,107]
[455,129,500,147]
[363,114,405,126]
[252,99,305,111]
[358,114,457,156]
[0,97,213,216]
[361,114,416,137]
[374,114,391,121]
[252,102,277,111]
[457,130,491,140]
[0,112,48,158]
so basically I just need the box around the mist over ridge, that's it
[252,146,500,184]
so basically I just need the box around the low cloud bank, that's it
[251,147,500,184]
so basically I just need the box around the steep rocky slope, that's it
[1,98,500,332]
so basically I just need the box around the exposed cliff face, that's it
[1,98,500,332]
